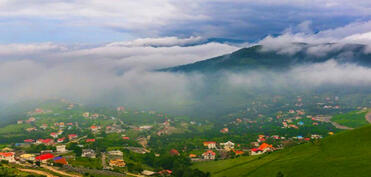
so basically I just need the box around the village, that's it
[0,94,365,177]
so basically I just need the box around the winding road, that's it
[365,110,371,123]
[18,168,57,177]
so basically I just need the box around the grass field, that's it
[331,110,369,128]
[192,125,371,177]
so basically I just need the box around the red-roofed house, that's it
[233,150,245,156]
[122,136,130,140]
[57,137,66,143]
[90,125,99,132]
[36,139,54,145]
[251,143,273,155]
[158,170,172,175]
[50,132,58,138]
[202,150,216,160]
[170,149,180,156]
[36,153,54,163]
[68,134,78,140]
[86,139,95,143]
[24,139,34,143]
[0,152,15,163]
[203,141,217,149]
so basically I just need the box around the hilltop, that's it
[162,43,371,73]
[193,125,371,177]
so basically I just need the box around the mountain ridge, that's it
[161,43,371,73]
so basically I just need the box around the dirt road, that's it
[315,116,353,130]
[18,168,58,177]
[365,110,371,123]
[42,165,82,177]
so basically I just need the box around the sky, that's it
[2,0,371,114]
[1,0,371,43]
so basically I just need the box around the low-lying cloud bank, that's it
[2,21,371,115]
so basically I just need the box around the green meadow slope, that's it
[331,110,370,128]
[193,125,371,177]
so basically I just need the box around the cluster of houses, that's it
[0,146,128,169]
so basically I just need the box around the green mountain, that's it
[163,43,371,72]
[193,125,371,177]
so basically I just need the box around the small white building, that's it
[82,149,96,158]
[56,145,67,153]
[108,150,123,156]
[220,141,235,151]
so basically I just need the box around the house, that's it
[56,145,67,153]
[82,112,90,118]
[68,134,77,140]
[35,153,54,163]
[203,141,217,149]
[20,154,35,161]
[257,138,266,143]
[90,125,99,132]
[142,170,156,176]
[158,170,172,176]
[53,156,68,165]
[189,154,197,158]
[0,152,16,163]
[86,139,95,143]
[250,142,259,147]
[24,139,34,143]
[57,130,64,135]
[81,149,96,158]
[202,150,216,160]
[250,143,273,156]
[169,149,180,156]
[233,150,244,156]
[139,125,153,130]
[108,150,123,156]
[40,124,48,129]
[220,128,229,133]
[91,113,99,119]
[28,117,36,122]
[57,137,66,143]
[311,134,322,139]
[220,141,235,151]
[250,148,263,155]
[58,122,65,128]
[17,120,23,124]
[36,139,54,145]
[50,132,58,138]
[109,159,126,167]
[122,136,130,140]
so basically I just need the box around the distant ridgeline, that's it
[161,43,371,73]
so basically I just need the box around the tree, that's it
[276,171,284,177]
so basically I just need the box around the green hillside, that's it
[193,125,371,177]
[163,43,371,73]
[331,110,369,128]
